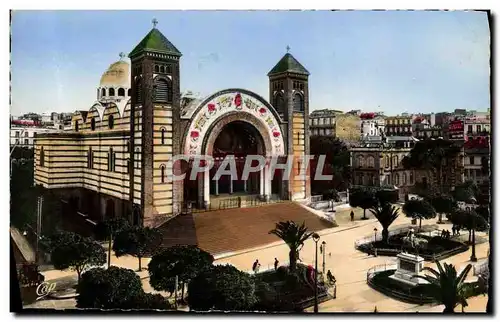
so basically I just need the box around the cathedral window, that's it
[154,65,159,73]
[274,92,285,116]
[166,65,172,73]
[88,147,93,169]
[160,65,165,73]
[118,88,125,96]
[40,147,45,167]
[136,79,143,103]
[154,77,171,103]
[101,88,106,97]
[108,115,114,130]
[91,118,96,131]
[109,88,115,96]
[293,93,304,112]
[75,121,79,132]
[160,165,166,183]
[161,127,166,144]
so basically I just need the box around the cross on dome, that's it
[286,45,290,53]
[119,52,126,60]
[152,18,158,28]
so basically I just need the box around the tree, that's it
[349,187,377,220]
[76,266,144,309]
[148,245,214,301]
[416,260,473,313]
[269,221,313,273]
[376,188,399,205]
[453,181,479,203]
[95,217,130,268]
[113,226,162,271]
[187,264,257,312]
[402,199,436,230]
[449,209,488,262]
[428,193,457,223]
[369,203,400,244]
[402,139,461,193]
[47,231,106,282]
[310,136,352,193]
[129,292,173,310]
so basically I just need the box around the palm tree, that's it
[369,203,400,244]
[269,221,313,273]
[416,260,472,313]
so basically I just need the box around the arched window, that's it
[367,156,375,168]
[357,156,364,167]
[393,155,399,167]
[75,121,79,132]
[395,173,400,185]
[166,65,172,73]
[90,118,96,131]
[108,147,114,171]
[118,88,125,96]
[274,92,285,115]
[88,147,93,169]
[160,165,166,183]
[108,115,114,129]
[109,88,115,96]
[161,127,166,144]
[403,173,407,185]
[101,88,106,97]
[128,89,131,97]
[154,65,159,73]
[293,93,304,112]
[154,78,171,103]
[135,79,143,103]
[40,147,45,167]
[160,66,165,73]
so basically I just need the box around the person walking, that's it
[252,259,260,274]
[274,258,279,271]
[350,210,354,222]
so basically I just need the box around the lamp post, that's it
[373,228,378,242]
[322,241,326,280]
[313,233,320,313]
[470,214,477,262]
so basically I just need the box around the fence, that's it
[189,195,286,214]
[366,263,435,305]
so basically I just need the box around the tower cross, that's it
[119,52,126,60]
[286,45,290,53]
[152,18,158,28]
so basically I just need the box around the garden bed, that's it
[253,264,330,312]
[368,269,486,305]
[357,233,469,261]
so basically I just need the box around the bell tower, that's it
[268,47,311,200]
[129,19,182,227]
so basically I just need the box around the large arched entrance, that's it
[209,120,264,196]
[181,89,287,210]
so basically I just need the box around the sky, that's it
[10,10,490,116]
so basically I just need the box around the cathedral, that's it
[34,24,311,227]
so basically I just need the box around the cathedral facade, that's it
[34,26,311,227]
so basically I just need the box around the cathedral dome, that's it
[99,60,130,87]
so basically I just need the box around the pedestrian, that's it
[350,210,354,222]
[252,259,260,273]
[452,226,456,236]
[327,270,336,285]
[441,229,446,238]
[274,258,279,271]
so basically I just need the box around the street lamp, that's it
[470,214,477,262]
[312,233,320,313]
[322,241,326,280]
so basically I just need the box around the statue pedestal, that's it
[389,253,426,287]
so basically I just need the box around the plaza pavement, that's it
[29,205,489,313]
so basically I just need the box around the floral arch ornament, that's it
[184,90,285,156]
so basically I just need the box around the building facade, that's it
[34,26,311,227]
[10,126,59,148]
[309,109,341,136]
[384,115,413,137]
[360,112,385,138]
